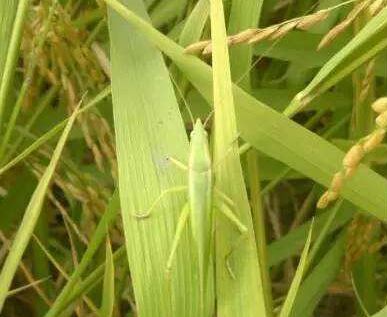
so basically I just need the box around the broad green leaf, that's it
[279,221,313,317]
[285,6,387,116]
[210,0,267,316]
[108,1,203,316]
[100,239,115,317]
[228,0,273,315]
[102,0,387,221]
[0,101,81,312]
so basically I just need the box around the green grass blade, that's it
[228,0,273,314]
[0,86,111,176]
[285,6,387,116]
[0,0,57,163]
[0,0,18,79]
[371,305,387,317]
[150,0,186,28]
[279,221,313,317]
[0,100,81,312]
[102,0,387,221]
[100,238,115,317]
[44,191,119,317]
[61,248,127,311]
[178,0,209,47]
[290,233,346,317]
[228,0,262,87]
[108,1,202,316]
[0,0,31,128]
[210,0,267,316]
[267,202,353,267]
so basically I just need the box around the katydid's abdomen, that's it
[188,119,213,299]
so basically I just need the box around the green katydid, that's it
[134,113,248,305]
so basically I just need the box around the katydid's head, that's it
[189,119,211,171]
[190,119,208,140]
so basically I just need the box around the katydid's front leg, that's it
[166,203,190,277]
[134,155,188,218]
[134,186,187,218]
[167,156,188,171]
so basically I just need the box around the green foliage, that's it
[0,1,386,316]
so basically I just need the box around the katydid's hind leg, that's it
[216,202,248,279]
[217,201,248,234]
[134,186,187,219]
[224,231,249,279]
[214,188,235,208]
[165,203,190,278]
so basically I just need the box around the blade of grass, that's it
[179,0,209,47]
[268,202,353,267]
[290,232,346,317]
[0,0,18,79]
[102,0,387,221]
[371,305,387,317]
[44,191,119,317]
[3,86,59,163]
[59,247,127,313]
[100,238,115,317]
[210,0,268,315]
[0,0,32,128]
[46,205,352,314]
[0,99,82,312]
[279,220,313,317]
[108,1,203,316]
[285,6,387,116]
[0,86,111,176]
[227,0,273,314]
[0,0,58,163]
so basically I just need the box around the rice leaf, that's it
[0,0,18,79]
[285,6,387,116]
[210,0,267,315]
[278,221,313,317]
[371,305,387,317]
[289,233,346,317]
[100,238,115,317]
[0,0,31,127]
[0,100,82,312]
[108,1,204,316]
[102,0,387,221]
[44,191,119,317]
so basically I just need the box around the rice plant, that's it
[0,0,386,316]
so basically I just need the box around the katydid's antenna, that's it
[169,73,195,127]
[203,110,214,128]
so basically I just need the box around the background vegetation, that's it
[0,0,386,316]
